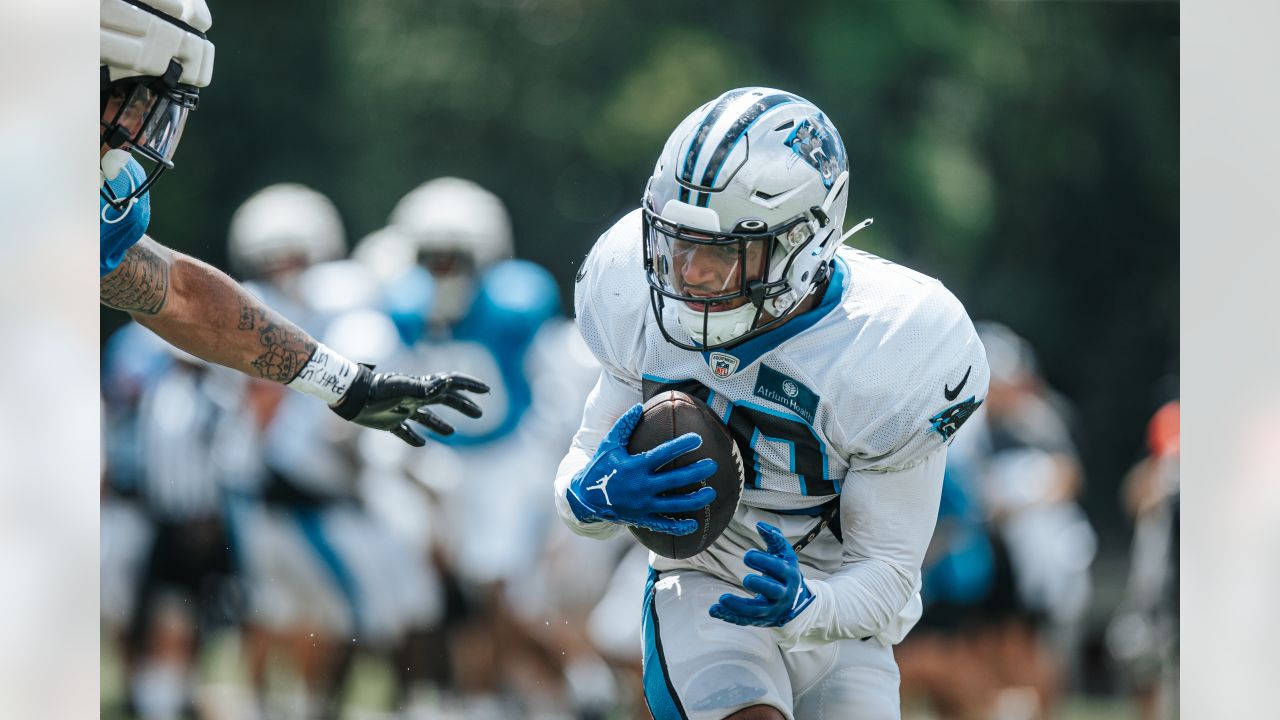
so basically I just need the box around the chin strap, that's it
[807,217,873,287]
[820,172,850,219]
[838,217,874,245]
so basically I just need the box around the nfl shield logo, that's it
[710,352,740,378]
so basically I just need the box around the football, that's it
[626,390,745,559]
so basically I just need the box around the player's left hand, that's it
[709,522,815,628]
[330,364,490,447]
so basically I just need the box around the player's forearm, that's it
[553,369,640,539]
[773,560,917,651]
[101,236,316,383]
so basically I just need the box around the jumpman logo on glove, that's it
[587,469,617,506]
[565,403,718,536]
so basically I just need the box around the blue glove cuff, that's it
[566,484,602,524]
[783,582,816,625]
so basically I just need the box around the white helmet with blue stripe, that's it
[643,87,870,351]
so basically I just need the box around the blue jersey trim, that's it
[748,427,764,488]
[642,373,683,386]
[734,399,831,486]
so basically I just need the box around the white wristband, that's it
[286,343,361,405]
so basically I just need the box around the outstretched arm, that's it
[101,235,315,381]
[101,235,490,445]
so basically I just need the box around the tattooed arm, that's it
[100,235,315,382]
[100,235,491,445]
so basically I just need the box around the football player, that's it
[555,87,990,720]
[954,321,1097,717]
[103,335,239,720]
[364,178,610,714]
[220,185,438,718]
[99,0,487,447]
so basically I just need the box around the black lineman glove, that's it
[329,364,490,447]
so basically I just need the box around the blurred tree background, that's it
[104,0,1177,566]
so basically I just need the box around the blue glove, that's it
[566,403,718,536]
[709,522,815,627]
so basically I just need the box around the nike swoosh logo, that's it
[944,366,972,401]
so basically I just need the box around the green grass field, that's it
[103,628,1142,720]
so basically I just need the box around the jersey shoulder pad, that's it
[573,209,649,383]
[833,251,990,470]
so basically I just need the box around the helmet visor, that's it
[643,206,809,309]
[101,81,196,165]
[100,79,198,209]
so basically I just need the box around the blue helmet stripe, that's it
[680,89,749,193]
[697,93,800,195]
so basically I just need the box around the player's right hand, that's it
[566,403,718,536]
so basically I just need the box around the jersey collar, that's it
[701,256,847,375]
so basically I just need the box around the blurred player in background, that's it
[895,458,1004,720]
[557,87,989,720]
[101,322,246,720]
[353,177,609,716]
[928,321,1097,719]
[219,185,447,720]
[897,323,1101,720]
[1107,397,1179,720]
[99,0,488,450]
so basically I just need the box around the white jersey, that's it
[556,208,990,648]
[574,208,987,498]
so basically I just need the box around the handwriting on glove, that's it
[709,522,815,628]
[331,365,490,447]
[566,403,718,536]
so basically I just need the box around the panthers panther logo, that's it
[784,115,847,189]
[929,396,983,440]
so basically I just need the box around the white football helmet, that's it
[389,177,514,325]
[352,225,417,285]
[100,0,216,208]
[643,87,870,350]
[228,184,346,281]
[975,321,1040,386]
